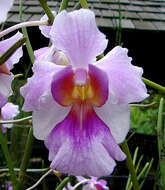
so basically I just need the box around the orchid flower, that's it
[20,9,148,177]
[0,0,14,24]
[73,176,109,190]
[0,102,19,133]
[0,32,23,108]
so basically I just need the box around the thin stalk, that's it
[142,77,165,94]
[59,0,69,12]
[0,126,17,189]
[56,176,71,190]
[115,0,122,45]
[26,169,53,190]
[73,2,81,10]
[157,98,165,190]
[0,37,26,65]
[0,20,48,39]
[139,158,154,189]
[126,147,139,190]
[38,0,55,24]
[16,127,34,190]
[121,140,140,190]
[42,160,47,190]
[0,116,32,124]
[19,0,35,66]
[80,0,88,8]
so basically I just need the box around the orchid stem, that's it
[19,0,35,67]
[59,0,69,12]
[16,127,34,190]
[0,116,32,124]
[0,37,26,65]
[0,20,48,39]
[0,125,17,190]
[38,0,55,25]
[121,140,140,190]
[73,2,81,10]
[142,77,165,93]
[26,169,53,190]
[80,0,88,8]
[56,176,71,190]
[157,98,165,190]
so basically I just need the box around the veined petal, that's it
[94,98,130,144]
[0,32,23,70]
[0,0,13,24]
[45,104,125,177]
[96,46,149,104]
[39,11,56,38]
[1,102,19,129]
[20,61,65,111]
[32,89,71,140]
[50,9,108,69]
[0,74,13,108]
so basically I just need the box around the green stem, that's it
[0,37,26,65]
[38,0,55,25]
[56,176,71,190]
[59,0,69,12]
[157,98,165,190]
[121,140,140,190]
[19,0,35,78]
[80,0,88,8]
[73,2,81,10]
[0,126,17,189]
[16,127,34,190]
[142,77,165,94]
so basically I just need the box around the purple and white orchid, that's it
[0,102,19,133]
[0,0,14,24]
[21,9,148,177]
[75,176,109,190]
[0,31,23,108]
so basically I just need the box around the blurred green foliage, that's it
[130,90,164,135]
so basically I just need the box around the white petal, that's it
[94,99,130,144]
[32,90,71,140]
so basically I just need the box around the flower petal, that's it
[94,99,130,144]
[34,47,50,60]
[1,102,19,129]
[39,11,56,38]
[20,61,65,111]
[51,64,109,107]
[32,89,71,140]
[96,46,149,104]
[0,74,13,108]
[0,32,23,70]
[45,104,125,177]
[0,0,13,24]
[50,9,108,69]
[34,45,70,66]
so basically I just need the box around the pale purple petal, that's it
[45,104,125,177]
[0,32,23,70]
[0,74,13,108]
[34,47,49,59]
[96,46,149,104]
[50,9,108,69]
[32,89,71,140]
[20,61,65,111]
[34,45,70,65]
[1,102,19,129]
[94,99,130,144]
[39,11,56,38]
[0,0,13,24]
